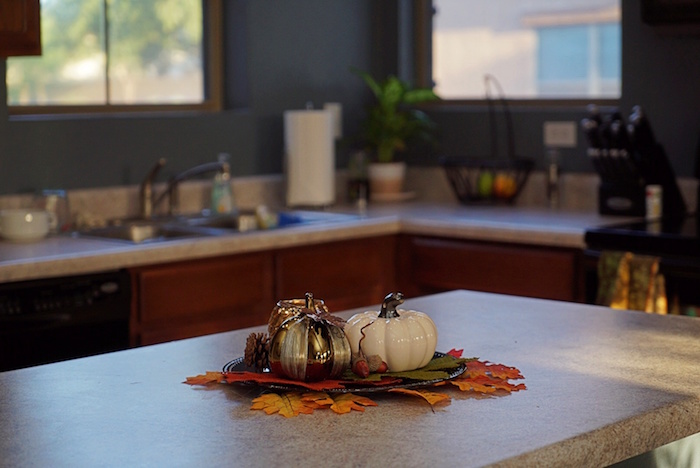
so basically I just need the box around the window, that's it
[6,0,222,114]
[430,0,621,100]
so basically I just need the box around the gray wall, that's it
[428,0,700,178]
[1,0,699,196]
[0,1,374,194]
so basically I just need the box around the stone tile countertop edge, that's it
[0,202,634,284]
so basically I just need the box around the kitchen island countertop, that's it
[1,289,698,467]
[0,203,632,283]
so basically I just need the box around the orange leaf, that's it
[450,379,497,393]
[330,393,378,414]
[451,373,527,393]
[465,361,524,380]
[301,392,335,409]
[389,388,451,406]
[251,392,315,418]
[184,371,224,386]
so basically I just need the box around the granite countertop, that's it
[0,202,632,283]
[1,290,699,467]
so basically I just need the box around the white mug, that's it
[0,209,50,242]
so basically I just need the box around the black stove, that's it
[584,214,700,311]
[585,214,700,260]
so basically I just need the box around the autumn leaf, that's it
[389,388,451,407]
[222,371,348,391]
[446,348,464,358]
[451,373,526,393]
[450,379,497,393]
[330,393,378,414]
[465,360,524,380]
[342,353,472,384]
[251,392,316,418]
[301,392,335,409]
[184,371,224,386]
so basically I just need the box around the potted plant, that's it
[355,70,439,197]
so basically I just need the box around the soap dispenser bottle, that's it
[211,153,235,214]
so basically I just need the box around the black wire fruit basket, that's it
[441,75,534,205]
[441,157,534,204]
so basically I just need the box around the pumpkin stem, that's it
[305,292,314,309]
[378,291,404,318]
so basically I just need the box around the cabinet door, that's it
[0,0,41,57]
[131,252,274,346]
[398,235,581,302]
[275,236,397,312]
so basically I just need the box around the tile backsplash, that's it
[0,168,696,228]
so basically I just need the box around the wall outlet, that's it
[543,121,577,148]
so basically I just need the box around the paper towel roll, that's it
[323,102,342,139]
[284,109,335,207]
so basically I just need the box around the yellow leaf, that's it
[330,393,378,414]
[251,392,315,418]
[389,388,451,406]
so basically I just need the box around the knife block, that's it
[598,182,645,216]
[596,143,686,218]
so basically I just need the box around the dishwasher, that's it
[0,270,131,372]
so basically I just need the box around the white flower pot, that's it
[368,162,406,196]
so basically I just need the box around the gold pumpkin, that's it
[269,293,351,381]
[268,294,330,337]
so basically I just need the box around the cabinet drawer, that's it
[132,252,274,345]
[275,236,397,311]
[400,236,580,302]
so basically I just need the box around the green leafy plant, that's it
[355,69,439,163]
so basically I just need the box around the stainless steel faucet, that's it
[140,158,166,219]
[153,161,229,216]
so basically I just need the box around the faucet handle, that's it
[146,158,167,180]
[140,158,167,219]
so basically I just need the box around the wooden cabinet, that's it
[129,233,583,345]
[130,252,275,346]
[129,235,397,346]
[397,235,583,302]
[0,0,41,57]
[275,236,397,312]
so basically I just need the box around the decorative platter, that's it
[222,352,467,394]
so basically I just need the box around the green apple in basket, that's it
[477,171,494,197]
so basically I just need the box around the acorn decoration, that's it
[268,292,351,381]
[244,332,270,371]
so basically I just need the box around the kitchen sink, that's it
[181,210,358,232]
[75,221,215,244]
[74,209,359,244]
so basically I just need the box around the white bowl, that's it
[0,209,50,242]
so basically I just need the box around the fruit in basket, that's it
[268,293,351,381]
[477,171,494,197]
[493,173,517,199]
[344,292,437,372]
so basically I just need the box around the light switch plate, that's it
[543,121,577,148]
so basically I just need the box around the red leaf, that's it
[446,348,464,358]
[223,371,348,391]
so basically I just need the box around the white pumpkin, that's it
[344,292,438,372]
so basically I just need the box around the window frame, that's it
[7,0,223,117]
[413,0,621,108]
